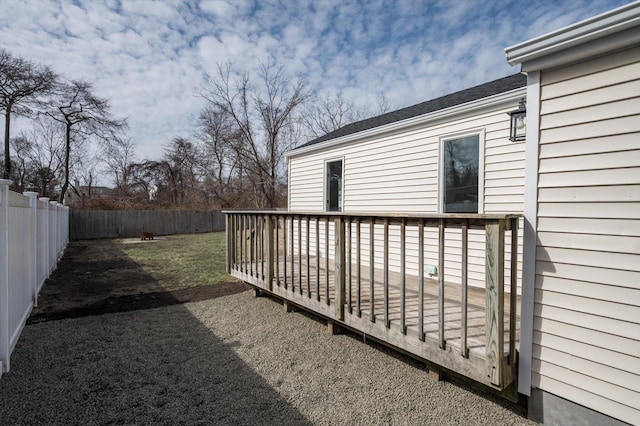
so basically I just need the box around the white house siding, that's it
[532,45,640,424]
[288,101,525,290]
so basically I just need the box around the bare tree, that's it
[8,135,30,191]
[194,105,243,208]
[45,79,126,202]
[126,160,160,202]
[67,146,101,208]
[0,48,57,179]
[198,61,311,208]
[301,93,360,139]
[161,137,200,205]
[13,119,64,197]
[302,92,394,140]
[103,134,136,195]
[28,120,64,197]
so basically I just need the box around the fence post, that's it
[24,192,39,306]
[264,215,274,291]
[0,180,11,374]
[334,216,346,321]
[39,198,50,281]
[64,206,69,245]
[49,201,56,272]
[56,203,63,259]
[485,219,505,387]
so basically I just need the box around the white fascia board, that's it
[285,87,526,159]
[505,1,640,68]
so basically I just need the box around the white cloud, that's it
[0,0,631,186]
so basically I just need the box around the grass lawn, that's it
[118,232,237,290]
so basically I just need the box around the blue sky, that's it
[0,0,632,176]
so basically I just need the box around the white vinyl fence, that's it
[0,179,69,378]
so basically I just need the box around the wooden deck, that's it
[240,254,519,378]
[226,211,521,391]
[252,256,518,356]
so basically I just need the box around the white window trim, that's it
[323,157,345,212]
[438,130,485,214]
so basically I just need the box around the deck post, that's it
[485,219,506,387]
[509,217,519,367]
[427,364,445,382]
[264,214,274,291]
[334,217,346,321]
[225,214,232,273]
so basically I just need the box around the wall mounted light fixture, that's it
[508,98,526,142]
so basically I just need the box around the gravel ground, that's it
[0,290,533,425]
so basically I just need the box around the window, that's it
[442,134,480,213]
[325,159,343,211]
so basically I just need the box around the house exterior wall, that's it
[288,100,525,289]
[532,45,640,424]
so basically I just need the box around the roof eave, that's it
[505,1,640,69]
[285,86,526,160]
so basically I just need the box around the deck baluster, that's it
[418,220,425,341]
[265,215,274,291]
[325,217,329,305]
[461,222,469,358]
[233,215,238,271]
[384,218,390,328]
[369,217,375,323]
[306,217,310,298]
[298,216,302,294]
[241,215,245,276]
[356,218,361,317]
[316,218,320,301]
[291,216,295,292]
[275,216,280,287]
[249,215,254,278]
[335,217,345,320]
[400,219,406,335]
[283,216,288,289]
[438,220,446,349]
[260,215,264,280]
[347,217,352,314]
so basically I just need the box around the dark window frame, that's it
[440,132,483,214]
[325,159,343,212]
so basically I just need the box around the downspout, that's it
[518,71,541,396]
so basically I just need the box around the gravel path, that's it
[0,290,533,425]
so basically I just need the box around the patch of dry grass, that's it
[118,232,237,290]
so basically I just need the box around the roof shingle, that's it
[294,73,526,150]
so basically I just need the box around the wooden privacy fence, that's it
[0,180,69,378]
[225,211,521,391]
[70,209,226,240]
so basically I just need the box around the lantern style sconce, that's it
[508,98,526,142]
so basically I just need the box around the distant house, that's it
[227,2,639,425]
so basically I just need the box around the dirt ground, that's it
[29,238,250,324]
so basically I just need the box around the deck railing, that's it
[224,211,520,391]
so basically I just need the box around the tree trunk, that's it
[59,124,71,203]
